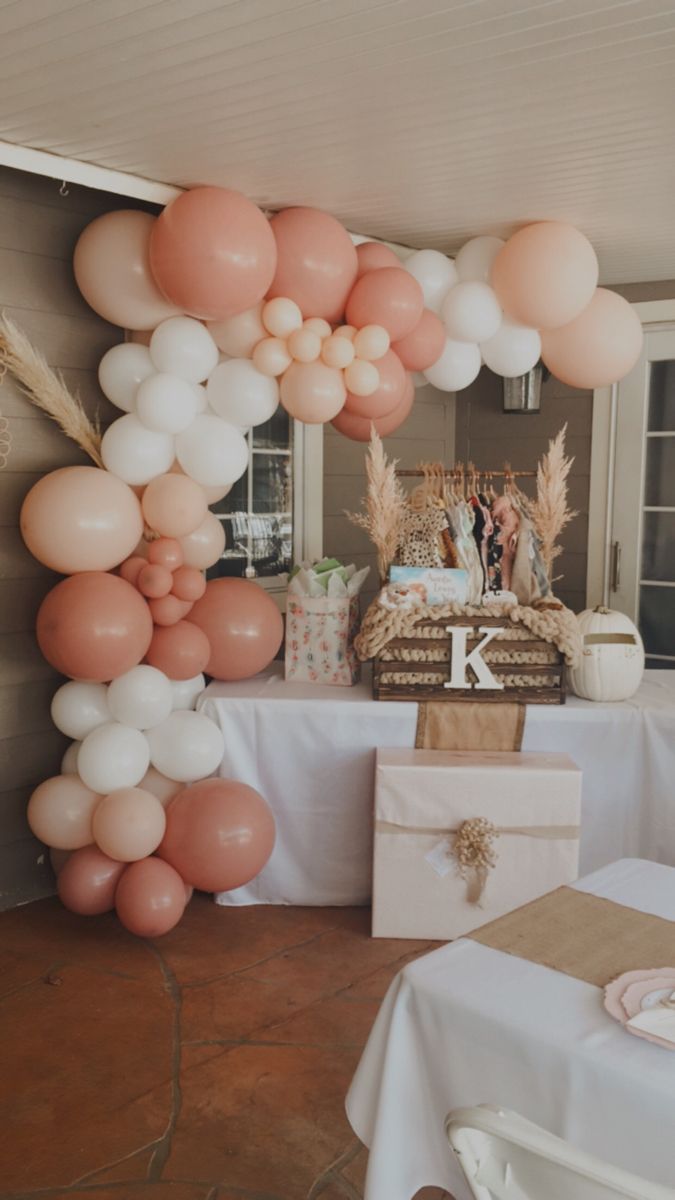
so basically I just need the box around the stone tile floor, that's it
[0,893,450,1200]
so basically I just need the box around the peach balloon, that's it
[20,466,144,575]
[58,846,127,915]
[541,288,644,389]
[287,327,322,363]
[346,267,424,341]
[344,359,379,397]
[74,210,180,330]
[158,778,275,892]
[189,577,283,681]
[142,474,208,539]
[280,361,346,423]
[353,324,390,362]
[356,242,401,277]
[137,563,173,599]
[321,335,355,369]
[171,567,207,603]
[93,787,166,862]
[148,595,193,626]
[303,317,332,338]
[207,303,266,357]
[169,461,232,505]
[115,857,186,937]
[148,537,183,571]
[262,296,303,338]
[119,555,147,587]
[491,221,599,331]
[268,206,358,322]
[335,325,356,340]
[37,573,153,682]
[139,766,183,807]
[179,513,226,569]
[145,620,211,680]
[333,374,414,441]
[252,336,292,378]
[345,348,406,417]
[149,186,277,320]
[392,309,446,371]
[27,776,101,850]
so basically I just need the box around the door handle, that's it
[610,541,622,592]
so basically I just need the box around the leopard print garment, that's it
[396,508,450,567]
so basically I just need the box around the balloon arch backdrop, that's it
[21,185,644,936]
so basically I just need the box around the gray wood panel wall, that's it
[0,166,147,909]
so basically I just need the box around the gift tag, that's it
[425,839,453,878]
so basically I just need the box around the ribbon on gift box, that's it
[375,816,580,904]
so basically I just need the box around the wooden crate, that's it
[372,614,566,704]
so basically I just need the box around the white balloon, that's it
[441,282,503,344]
[61,741,82,775]
[150,317,219,383]
[77,722,150,793]
[423,338,482,392]
[51,681,110,740]
[98,343,154,412]
[455,236,506,283]
[146,710,224,782]
[176,414,249,488]
[135,373,199,434]
[481,320,542,378]
[101,414,175,485]
[170,674,206,711]
[206,359,279,428]
[107,665,174,730]
[192,383,208,413]
[139,766,183,808]
[404,249,458,313]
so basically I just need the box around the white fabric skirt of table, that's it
[346,858,675,1199]
[197,668,675,907]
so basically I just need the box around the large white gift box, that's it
[372,748,581,940]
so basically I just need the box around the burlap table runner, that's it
[469,885,675,987]
[416,702,525,751]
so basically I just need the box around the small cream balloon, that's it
[262,296,303,338]
[353,324,390,362]
[303,317,332,338]
[287,327,322,363]
[321,335,355,369]
[334,324,357,341]
[252,336,293,378]
[345,359,380,397]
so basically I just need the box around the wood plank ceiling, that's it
[1,0,674,283]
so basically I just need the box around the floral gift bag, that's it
[285,594,361,686]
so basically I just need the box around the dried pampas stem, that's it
[530,424,578,581]
[346,429,406,584]
[0,314,104,467]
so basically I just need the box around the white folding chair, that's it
[445,1105,675,1200]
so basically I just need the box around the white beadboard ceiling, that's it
[1,0,675,283]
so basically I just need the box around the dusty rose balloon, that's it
[20,467,144,575]
[58,846,127,915]
[189,577,283,681]
[344,349,406,418]
[119,555,147,587]
[541,288,644,389]
[179,513,226,570]
[148,537,183,571]
[137,563,173,599]
[392,309,446,371]
[148,595,193,626]
[491,221,599,331]
[150,187,277,321]
[115,857,186,937]
[280,361,346,423]
[207,303,266,357]
[355,242,400,277]
[171,567,207,603]
[252,337,292,378]
[346,267,424,341]
[332,374,414,441]
[37,573,153,682]
[142,474,208,539]
[158,778,275,892]
[268,206,358,322]
[93,787,166,862]
[74,210,180,329]
[27,776,101,850]
[145,620,211,680]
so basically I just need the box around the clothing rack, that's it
[396,468,536,477]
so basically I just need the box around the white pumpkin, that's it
[569,606,645,702]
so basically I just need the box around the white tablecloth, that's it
[346,858,675,1199]
[198,668,675,906]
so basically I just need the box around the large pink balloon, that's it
[268,207,358,323]
[37,573,153,682]
[491,221,599,331]
[355,242,400,277]
[21,467,143,575]
[115,857,186,937]
[189,577,283,681]
[58,846,127,915]
[346,267,424,341]
[149,187,277,321]
[541,288,644,389]
[392,309,446,372]
[73,210,180,330]
[280,361,346,423]
[145,620,211,680]
[159,778,275,892]
[332,374,414,441]
[344,348,406,419]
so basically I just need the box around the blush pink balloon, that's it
[158,778,275,892]
[74,210,180,330]
[149,186,277,321]
[148,537,183,571]
[332,374,414,441]
[148,595,193,626]
[92,787,166,862]
[171,567,207,603]
[280,361,346,423]
[137,563,173,599]
[355,242,400,277]
[179,513,226,570]
[145,620,211,680]
[58,846,127,915]
[141,474,208,539]
[392,309,446,371]
[115,857,186,937]
[344,349,406,418]
[119,555,147,587]
[268,207,358,323]
[189,577,283,681]
[346,267,424,342]
[36,573,153,682]
[541,288,644,389]
[491,221,599,330]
